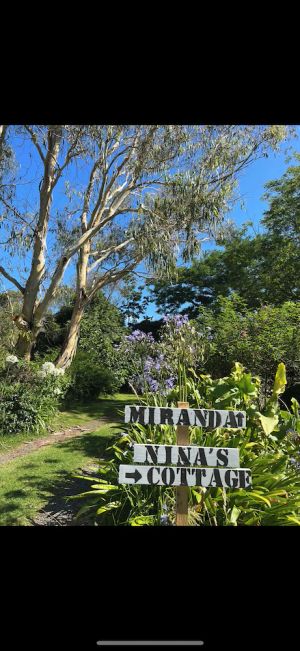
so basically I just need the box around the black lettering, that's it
[177,409,190,426]
[165,446,172,464]
[194,410,208,427]
[224,411,238,428]
[147,467,160,485]
[129,406,146,424]
[195,468,207,486]
[216,448,229,467]
[215,411,222,427]
[160,408,174,425]
[207,469,223,488]
[193,448,208,466]
[145,445,159,464]
[238,470,251,488]
[208,411,219,428]
[236,412,245,428]
[178,446,191,466]
[224,469,239,488]
[179,467,195,485]
[161,467,175,485]
[179,468,188,485]
[148,407,155,425]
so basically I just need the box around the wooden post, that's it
[176,401,189,526]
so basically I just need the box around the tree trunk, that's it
[55,300,85,370]
[56,240,90,370]
[15,332,34,361]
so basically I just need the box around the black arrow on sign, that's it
[125,469,142,482]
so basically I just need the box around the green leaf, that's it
[96,502,120,515]
[230,505,241,525]
[272,362,287,398]
[286,515,300,525]
[248,492,272,507]
[258,413,279,436]
[192,489,202,504]
[236,374,257,396]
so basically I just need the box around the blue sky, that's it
[1,126,300,320]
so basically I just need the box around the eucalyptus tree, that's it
[0,124,291,368]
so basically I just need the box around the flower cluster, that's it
[118,315,204,398]
[38,362,65,379]
[6,354,19,365]
[140,353,175,395]
[124,330,155,347]
[163,314,189,328]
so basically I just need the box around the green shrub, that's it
[65,351,124,401]
[0,357,69,436]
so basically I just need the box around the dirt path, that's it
[0,418,110,466]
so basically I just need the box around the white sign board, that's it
[119,464,251,488]
[133,444,239,468]
[125,405,246,429]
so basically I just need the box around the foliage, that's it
[262,153,300,240]
[150,225,300,317]
[197,296,300,392]
[78,292,127,377]
[65,351,124,400]
[35,292,129,390]
[73,362,300,526]
[0,357,70,437]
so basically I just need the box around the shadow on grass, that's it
[1,431,114,526]
[59,394,136,422]
[4,489,27,499]
[28,471,99,526]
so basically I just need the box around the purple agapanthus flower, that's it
[165,377,175,389]
[163,314,189,328]
[148,378,159,392]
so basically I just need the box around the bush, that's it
[0,357,69,436]
[65,351,124,401]
[197,296,300,393]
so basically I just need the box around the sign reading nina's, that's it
[133,444,240,468]
[125,405,246,429]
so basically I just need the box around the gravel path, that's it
[0,418,110,466]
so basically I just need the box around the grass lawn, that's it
[0,392,135,453]
[0,393,135,526]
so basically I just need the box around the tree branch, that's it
[87,237,134,273]
[24,126,46,162]
[52,129,86,188]
[87,257,142,302]
[0,266,25,294]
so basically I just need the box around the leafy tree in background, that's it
[0,125,291,369]
[262,153,300,240]
[150,157,300,315]
[197,295,300,393]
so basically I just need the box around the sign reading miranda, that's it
[124,405,246,429]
